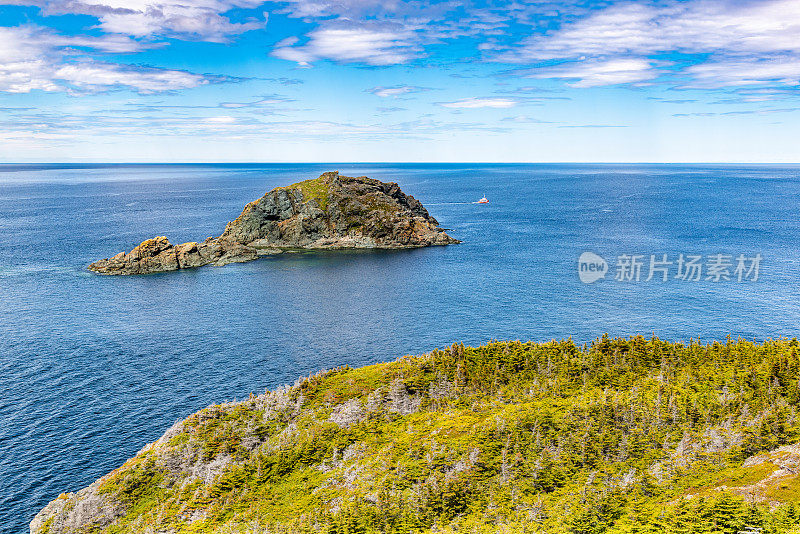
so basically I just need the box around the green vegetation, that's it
[78,337,800,533]
[38,516,54,534]
[285,177,330,210]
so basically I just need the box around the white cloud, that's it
[204,115,237,124]
[685,56,800,88]
[0,24,144,63]
[0,60,59,93]
[501,0,800,89]
[372,86,411,97]
[0,25,211,94]
[272,24,418,66]
[525,58,658,88]
[0,106,512,146]
[273,0,588,40]
[267,1,602,68]
[10,0,266,41]
[368,85,429,98]
[439,97,517,109]
[54,63,208,93]
[276,0,373,19]
[505,1,800,62]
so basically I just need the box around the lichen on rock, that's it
[88,172,459,275]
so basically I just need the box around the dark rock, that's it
[89,172,459,275]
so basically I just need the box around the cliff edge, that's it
[88,171,459,275]
[31,338,800,534]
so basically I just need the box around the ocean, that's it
[2,163,800,533]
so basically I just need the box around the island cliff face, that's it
[88,171,459,275]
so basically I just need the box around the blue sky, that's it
[1,0,800,162]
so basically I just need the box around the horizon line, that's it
[2,161,800,166]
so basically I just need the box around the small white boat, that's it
[477,195,489,204]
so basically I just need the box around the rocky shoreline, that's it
[88,171,459,275]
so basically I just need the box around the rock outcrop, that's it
[89,172,459,275]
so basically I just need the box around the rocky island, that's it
[89,171,459,275]
[31,337,800,534]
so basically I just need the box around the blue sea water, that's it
[2,163,800,533]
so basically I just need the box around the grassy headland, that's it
[36,337,800,533]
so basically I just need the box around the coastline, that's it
[33,337,800,534]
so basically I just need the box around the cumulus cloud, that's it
[268,1,578,67]
[439,97,518,109]
[685,56,800,88]
[54,63,209,93]
[272,23,419,66]
[504,1,800,62]
[9,0,266,41]
[272,0,588,39]
[500,0,800,89]
[260,0,636,75]
[0,24,145,62]
[265,0,800,91]
[275,0,385,19]
[522,58,658,87]
[0,25,211,93]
